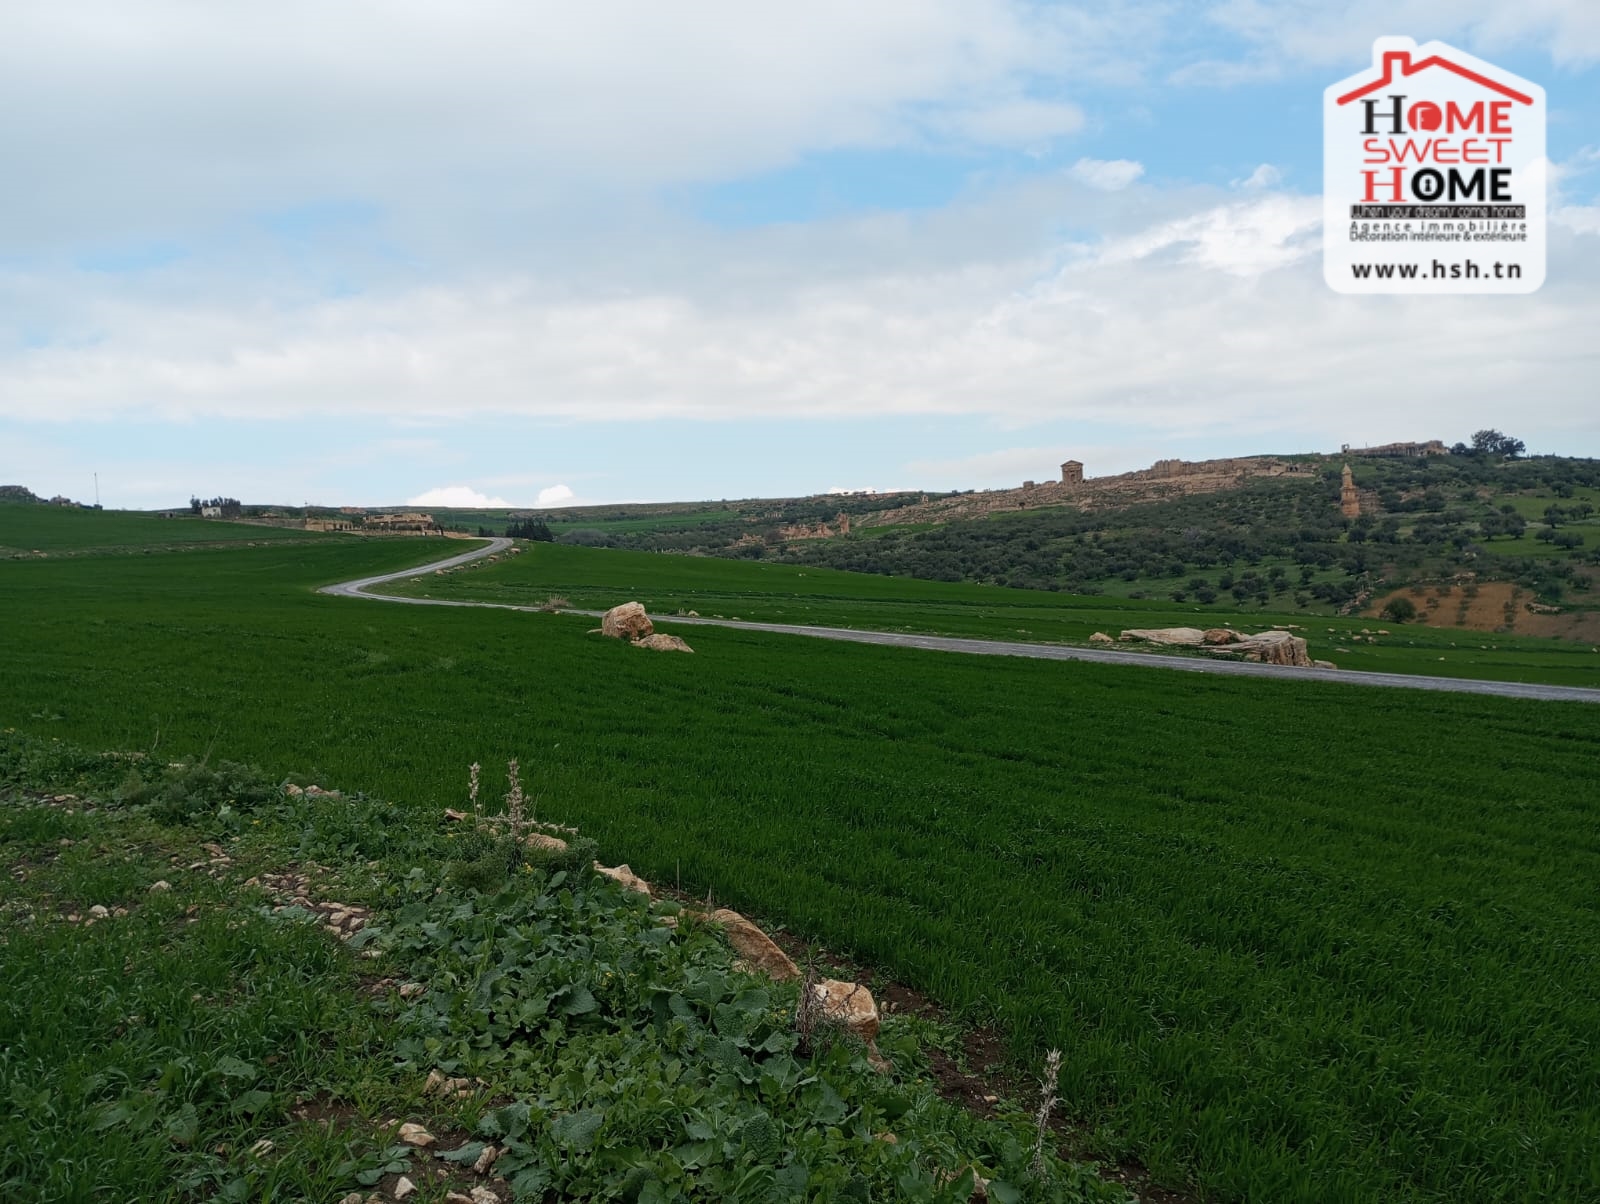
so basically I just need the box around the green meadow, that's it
[4,507,1600,1202]
[0,508,329,556]
[390,541,1600,688]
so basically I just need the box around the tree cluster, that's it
[189,496,242,518]
[506,518,555,542]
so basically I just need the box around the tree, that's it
[1381,596,1417,623]
[1470,429,1526,459]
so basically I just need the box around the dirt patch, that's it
[1370,580,1600,641]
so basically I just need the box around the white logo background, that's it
[1324,37,1546,295]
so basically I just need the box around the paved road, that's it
[320,538,1600,705]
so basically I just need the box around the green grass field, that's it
[4,507,1600,1202]
[0,506,333,555]
[387,542,1600,688]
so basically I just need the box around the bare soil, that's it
[1369,580,1600,641]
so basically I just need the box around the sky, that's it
[1,1,1597,510]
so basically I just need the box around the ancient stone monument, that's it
[1340,464,1361,519]
[1061,460,1084,487]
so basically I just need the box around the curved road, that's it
[320,538,1600,704]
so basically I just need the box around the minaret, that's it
[1340,464,1361,519]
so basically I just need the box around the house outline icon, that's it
[1336,45,1534,108]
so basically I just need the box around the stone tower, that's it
[1061,460,1084,488]
[1340,464,1360,519]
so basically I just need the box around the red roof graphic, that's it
[1336,50,1533,107]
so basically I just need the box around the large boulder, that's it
[600,602,653,640]
[1202,628,1241,645]
[812,978,880,1042]
[1208,629,1313,667]
[712,908,800,981]
[811,978,889,1070]
[1118,627,1207,647]
[1088,632,1114,645]
[633,633,693,653]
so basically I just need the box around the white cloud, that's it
[1096,193,1320,275]
[939,99,1086,148]
[536,484,575,507]
[6,175,1593,459]
[1197,0,1600,74]
[408,485,512,509]
[0,0,1141,253]
[1233,164,1282,190]
[1070,158,1146,191]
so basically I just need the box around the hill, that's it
[478,451,1600,640]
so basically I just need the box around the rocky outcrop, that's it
[1088,632,1114,645]
[633,633,693,653]
[600,602,653,640]
[1119,627,1207,647]
[1202,628,1240,645]
[1207,629,1313,667]
[712,909,800,981]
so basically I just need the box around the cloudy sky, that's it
[2,1,1597,510]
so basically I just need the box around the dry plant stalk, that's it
[468,761,481,820]
[792,961,826,1055]
[505,758,525,842]
[1030,1047,1063,1178]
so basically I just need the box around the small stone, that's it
[337,1194,365,1204]
[469,1187,500,1204]
[399,1122,435,1148]
[249,1138,274,1157]
[399,982,425,999]
[471,1144,501,1175]
[89,905,110,919]
[447,1194,476,1204]
[149,880,172,892]
[112,907,129,918]
[393,1175,417,1200]
[593,863,651,897]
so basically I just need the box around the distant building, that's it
[200,505,223,518]
[1061,460,1084,487]
[305,518,354,532]
[1341,440,1448,458]
[365,512,437,533]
